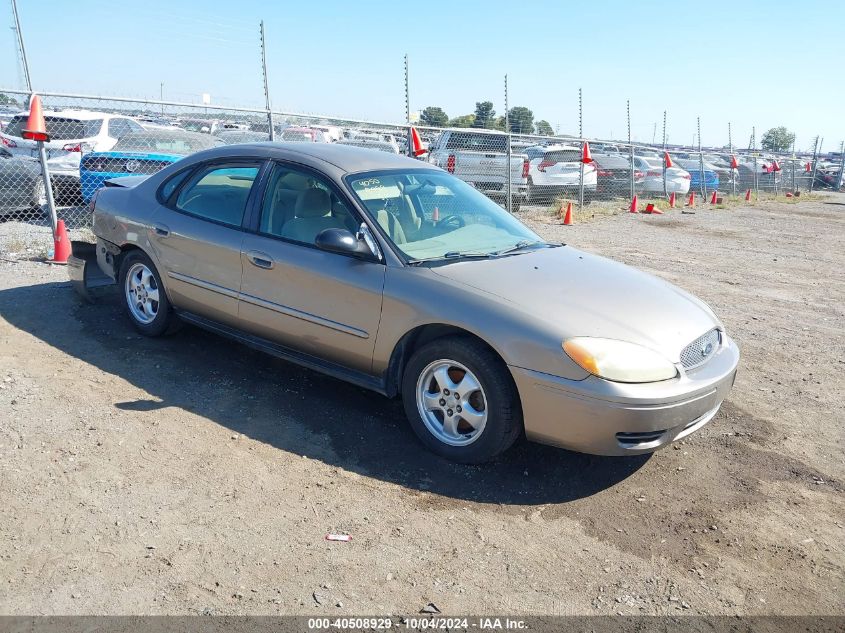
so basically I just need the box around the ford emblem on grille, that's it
[125,160,140,173]
[701,341,714,357]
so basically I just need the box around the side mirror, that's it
[315,228,376,259]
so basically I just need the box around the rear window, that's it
[544,150,581,163]
[113,134,220,154]
[444,132,507,153]
[593,155,631,169]
[5,115,103,140]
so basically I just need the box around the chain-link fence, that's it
[0,87,840,254]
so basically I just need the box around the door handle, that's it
[153,223,170,237]
[246,250,274,269]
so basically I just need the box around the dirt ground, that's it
[0,195,842,617]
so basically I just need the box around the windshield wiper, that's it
[408,251,493,265]
[493,240,559,257]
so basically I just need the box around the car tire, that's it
[119,250,175,337]
[526,178,534,203]
[401,336,523,463]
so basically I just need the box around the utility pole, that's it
[505,74,512,213]
[10,0,32,92]
[259,20,274,141]
[627,100,634,200]
[160,82,164,116]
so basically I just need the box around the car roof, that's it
[39,109,117,120]
[219,142,432,172]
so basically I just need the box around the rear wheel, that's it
[119,251,175,337]
[402,336,523,463]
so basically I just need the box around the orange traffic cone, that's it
[49,219,71,264]
[410,126,426,157]
[22,95,49,142]
[664,152,673,168]
[644,203,663,215]
[745,189,751,201]
[562,201,573,225]
[687,192,695,207]
[581,141,592,164]
[710,191,718,204]
[785,191,794,198]
[668,192,676,208]
[629,195,639,213]
[730,154,739,169]
[805,162,811,173]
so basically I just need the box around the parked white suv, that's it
[0,109,145,175]
[526,144,597,203]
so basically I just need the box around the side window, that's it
[259,165,357,245]
[175,163,260,227]
[127,120,145,133]
[158,168,193,203]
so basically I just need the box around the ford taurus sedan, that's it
[81,143,739,463]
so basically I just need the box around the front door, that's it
[238,163,386,374]
[149,161,262,327]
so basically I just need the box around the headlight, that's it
[563,337,678,383]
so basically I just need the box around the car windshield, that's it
[4,115,103,140]
[112,133,220,153]
[347,170,544,262]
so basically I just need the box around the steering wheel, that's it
[438,214,465,229]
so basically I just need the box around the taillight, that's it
[88,188,101,213]
[634,171,644,179]
[683,173,691,180]
[537,159,554,172]
[446,154,455,174]
[597,169,611,177]
[63,143,82,152]
[1,136,16,148]
[522,158,529,179]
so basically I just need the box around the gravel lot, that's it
[0,196,842,616]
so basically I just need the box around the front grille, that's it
[680,328,721,370]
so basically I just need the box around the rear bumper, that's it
[510,335,740,455]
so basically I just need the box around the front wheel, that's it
[401,336,523,463]
[119,251,175,337]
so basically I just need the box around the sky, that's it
[2,0,843,151]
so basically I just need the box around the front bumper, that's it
[510,335,740,455]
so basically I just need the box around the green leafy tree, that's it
[448,114,476,128]
[472,101,496,128]
[420,106,449,127]
[507,106,535,134]
[0,93,19,106]
[535,120,554,136]
[490,116,506,131]
[761,126,796,153]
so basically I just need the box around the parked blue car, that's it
[676,159,720,192]
[80,130,223,202]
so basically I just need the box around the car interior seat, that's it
[281,188,346,243]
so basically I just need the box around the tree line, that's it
[421,101,798,151]
[420,101,553,136]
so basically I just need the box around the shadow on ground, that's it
[0,280,648,505]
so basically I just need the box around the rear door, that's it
[238,162,386,373]
[148,160,264,327]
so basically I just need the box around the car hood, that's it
[429,246,720,362]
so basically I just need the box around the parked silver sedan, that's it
[79,143,739,463]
